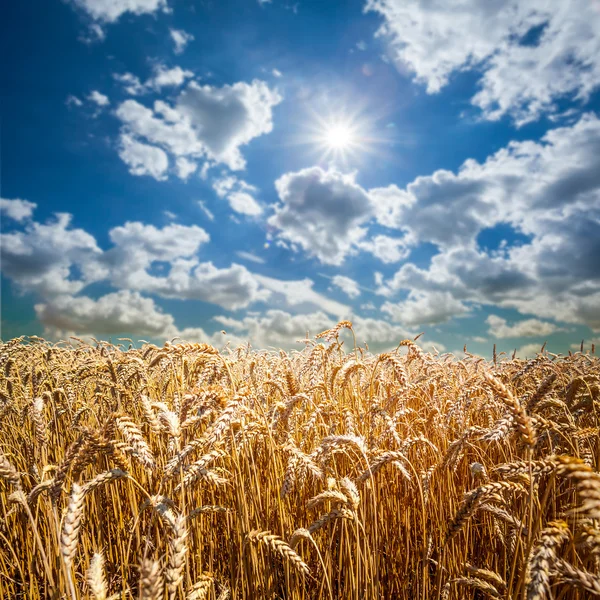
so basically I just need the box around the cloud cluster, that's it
[213,309,421,352]
[115,79,281,179]
[486,315,562,339]
[212,175,263,215]
[170,28,194,54]
[1,204,355,341]
[332,275,361,299]
[269,167,374,265]
[373,113,600,330]
[0,198,37,222]
[366,0,600,124]
[70,0,169,24]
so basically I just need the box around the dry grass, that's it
[0,325,599,599]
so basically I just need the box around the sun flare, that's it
[298,103,391,167]
[324,123,354,149]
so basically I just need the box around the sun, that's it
[294,100,393,168]
[324,123,355,150]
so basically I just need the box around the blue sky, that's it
[2,0,600,356]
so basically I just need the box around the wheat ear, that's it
[526,520,570,600]
[86,552,107,600]
[247,530,310,575]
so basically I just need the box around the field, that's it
[0,322,599,599]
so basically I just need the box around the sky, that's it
[1,0,600,357]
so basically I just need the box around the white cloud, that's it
[0,213,103,297]
[213,175,237,198]
[113,73,145,96]
[70,0,169,23]
[515,342,547,359]
[212,175,261,215]
[113,66,193,96]
[106,221,209,264]
[1,209,355,332]
[0,198,37,222]
[486,314,562,338]
[134,261,271,310]
[34,290,239,346]
[175,157,197,180]
[115,79,281,174]
[197,200,215,221]
[66,95,83,108]
[227,191,263,216]
[269,167,374,265]
[118,133,169,180]
[255,275,349,318]
[332,275,361,299]
[214,309,415,351]
[78,24,106,44]
[36,290,177,339]
[236,251,266,264]
[366,0,600,124]
[382,291,470,326]
[149,65,194,90]
[176,80,282,169]
[88,90,109,106]
[100,222,271,311]
[357,234,410,263]
[170,28,194,54]
[272,68,283,78]
[373,113,600,330]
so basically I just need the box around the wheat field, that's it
[0,322,599,599]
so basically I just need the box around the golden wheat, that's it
[0,326,598,598]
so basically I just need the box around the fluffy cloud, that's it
[0,213,103,297]
[108,221,210,262]
[113,66,194,96]
[66,95,83,108]
[113,73,145,96]
[118,134,169,180]
[332,275,361,299]
[268,168,418,266]
[97,222,270,311]
[36,290,178,339]
[1,205,361,342]
[176,80,281,169]
[212,175,262,215]
[486,314,562,339]
[34,290,241,346]
[227,192,262,216]
[269,167,374,265]
[255,275,349,317]
[214,309,416,351]
[170,28,194,54]
[70,0,169,23]
[236,251,265,264]
[88,90,109,106]
[115,79,281,175]
[382,291,470,326]
[374,113,600,330]
[515,342,547,358]
[0,198,37,222]
[366,0,600,124]
[175,157,197,180]
[150,65,194,90]
[356,234,410,264]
